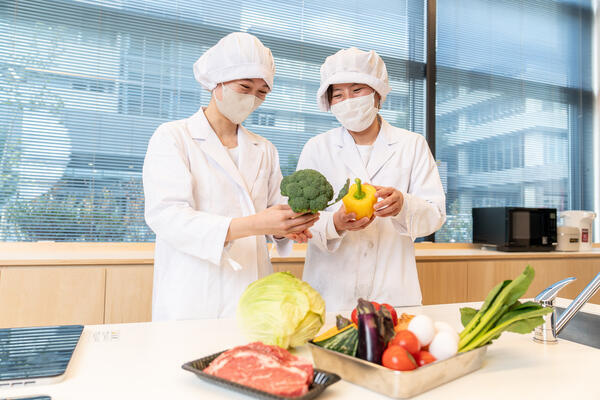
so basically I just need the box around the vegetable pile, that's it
[280,169,349,214]
[312,265,553,373]
[313,299,396,361]
[237,272,325,349]
[314,298,460,371]
[458,265,552,352]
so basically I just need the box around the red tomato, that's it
[382,345,417,371]
[414,350,436,367]
[389,330,420,356]
[351,308,358,325]
[371,301,381,311]
[381,303,398,326]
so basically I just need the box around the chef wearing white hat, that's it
[297,47,446,312]
[143,32,318,320]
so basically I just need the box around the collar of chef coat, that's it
[334,116,400,182]
[186,108,265,197]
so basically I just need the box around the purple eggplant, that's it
[356,298,384,364]
[336,314,353,330]
[377,306,396,346]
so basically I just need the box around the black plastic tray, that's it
[182,350,340,400]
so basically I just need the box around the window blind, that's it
[435,0,594,242]
[0,0,426,241]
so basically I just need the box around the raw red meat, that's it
[204,342,313,397]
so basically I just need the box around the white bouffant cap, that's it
[317,47,390,111]
[193,32,275,91]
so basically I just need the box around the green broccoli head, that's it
[280,169,335,213]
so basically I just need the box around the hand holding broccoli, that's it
[252,204,320,238]
[284,230,313,243]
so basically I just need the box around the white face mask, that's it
[330,92,378,132]
[215,83,263,124]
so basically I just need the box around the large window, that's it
[0,0,594,243]
[435,0,594,242]
[0,0,425,241]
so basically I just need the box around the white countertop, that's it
[4,298,599,400]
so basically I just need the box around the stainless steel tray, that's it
[308,343,487,399]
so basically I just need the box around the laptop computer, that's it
[0,325,83,389]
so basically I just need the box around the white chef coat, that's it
[297,117,446,312]
[143,108,291,320]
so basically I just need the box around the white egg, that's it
[434,321,459,343]
[408,315,435,346]
[429,331,459,361]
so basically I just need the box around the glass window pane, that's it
[0,0,425,241]
[435,0,593,243]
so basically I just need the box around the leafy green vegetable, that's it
[460,266,535,347]
[280,169,349,213]
[459,280,510,340]
[460,307,478,327]
[334,179,351,203]
[458,266,552,352]
[237,272,325,349]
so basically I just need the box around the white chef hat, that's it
[316,47,391,112]
[193,32,275,91]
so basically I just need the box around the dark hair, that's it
[327,84,382,108]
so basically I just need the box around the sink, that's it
[555,307,600,349]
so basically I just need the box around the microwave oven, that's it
[472,207,557,252]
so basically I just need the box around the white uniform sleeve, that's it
[392,135,446,240]
[143,125,232,266]
[296,140,346,253]
[265,143,292,257]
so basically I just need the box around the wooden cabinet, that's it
[0,243,599,328]
[0,243,155,327]
[466,258,600,305]
[272,261,304,279]
[273,246,600,306]
[417,261,468,305]
[104,265,153,324]
[0,266,105,328]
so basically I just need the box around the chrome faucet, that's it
[533,272,600,344]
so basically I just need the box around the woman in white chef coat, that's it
[143,32,318,320]
[297,47,446,312]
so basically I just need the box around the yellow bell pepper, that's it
[342,178,377,219]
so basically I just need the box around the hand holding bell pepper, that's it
[342,178,377,220]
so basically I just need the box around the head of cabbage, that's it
[237,271,325,349]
